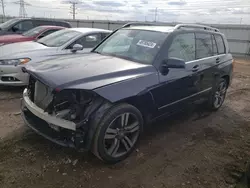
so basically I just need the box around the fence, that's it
[1,17,250,56]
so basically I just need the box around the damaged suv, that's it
[21,23,233,163]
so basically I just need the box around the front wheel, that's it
[92,104,143,163]
[208,78,228,111]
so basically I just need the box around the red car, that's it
[0,25,65,46]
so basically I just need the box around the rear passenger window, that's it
[215,35,226,54]
[195,33,213,59]
[168,33,195,62]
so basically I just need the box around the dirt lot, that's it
[1,59,250,188]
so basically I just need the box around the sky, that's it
[1,0,250,24]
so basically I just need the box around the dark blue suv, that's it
[21,23,233,163]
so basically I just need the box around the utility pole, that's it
[19,0,27,17]
[154,7,158,22]
[14,0,29,18]
[72,2,76,20]
[69,1,78,20]
[0,0,5,23]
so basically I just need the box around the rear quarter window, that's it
[214,34,226,54]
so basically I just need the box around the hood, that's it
[25,53,157,90]
[0,41,53,58]
[0,34,33,43]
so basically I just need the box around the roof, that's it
[126,26,175,33]
[69,27,111,34]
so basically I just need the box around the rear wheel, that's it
[208,78,228,111]
[92,104,143,163]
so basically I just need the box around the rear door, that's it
[194,32,217,94]
[213,34,231,83]
[151,32,200,115]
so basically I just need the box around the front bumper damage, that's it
[21,88,88,150]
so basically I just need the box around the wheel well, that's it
[221,75,230,88]
[119,95,156,125]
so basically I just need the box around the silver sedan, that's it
[0,28,111,86]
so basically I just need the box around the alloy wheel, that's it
[213,81,227,109]
[103,113,140,158]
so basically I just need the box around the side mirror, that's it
[71,44,83,53]
[161,58,185,75]
[162,58,186,69]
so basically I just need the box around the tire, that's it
[207,78,228,111]
[92,103,143,164]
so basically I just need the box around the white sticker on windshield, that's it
[137,40,157,48]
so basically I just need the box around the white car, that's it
[0,28,111,86]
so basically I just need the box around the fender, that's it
[94,72,159,103]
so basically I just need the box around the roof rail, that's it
[121,22,158,28]
[174,24,220,32]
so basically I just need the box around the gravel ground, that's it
[0,59,250,188]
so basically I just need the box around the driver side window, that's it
[66,34,102,49]
[12,21,34,33]
[168,33,195,62]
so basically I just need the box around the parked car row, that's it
[0,25,65,46]
[0,19,112,86]
[0,18,71,35]
[0,19,233,163]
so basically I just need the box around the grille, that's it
[28,76,53,110]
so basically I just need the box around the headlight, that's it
[0,58,31,66]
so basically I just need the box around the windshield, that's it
[94,29,168,64]
[37,29,80,47]
[0,18,20,29]
[22,26,45,37]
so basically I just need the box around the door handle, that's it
[216,58,220,64]
[192,65,199,72]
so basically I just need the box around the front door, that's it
[151,32,202,116]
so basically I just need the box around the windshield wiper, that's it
[92,51,101,54]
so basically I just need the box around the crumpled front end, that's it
[21,75,104,150]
